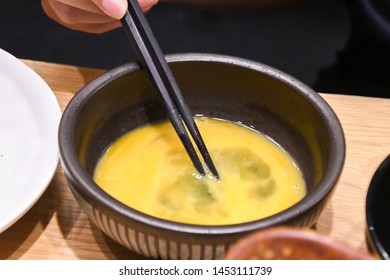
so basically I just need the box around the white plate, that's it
[0,49,61,233]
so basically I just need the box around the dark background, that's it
[0,0,388,97]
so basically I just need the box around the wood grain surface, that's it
[0,59,389,259]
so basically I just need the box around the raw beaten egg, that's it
[94,117,306,225]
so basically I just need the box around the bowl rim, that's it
[366,154,390,259]
[59,53,346,235]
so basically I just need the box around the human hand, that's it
[41,0,158,33]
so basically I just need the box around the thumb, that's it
[93,0,158,20]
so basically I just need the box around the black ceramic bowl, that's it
[366,154,390,259]
[58,53,345,259]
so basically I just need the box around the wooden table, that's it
[1,59,389,260]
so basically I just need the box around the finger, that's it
[50,0,105,15]
[42,0,121,33]
[67,21,123,34]
[91,0,128,19]
[43,0,117,25]
[140,0,159,12]
[91,0,159,19]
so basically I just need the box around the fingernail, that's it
[101,0,128,19]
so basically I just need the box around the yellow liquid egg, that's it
[93,117,306,225]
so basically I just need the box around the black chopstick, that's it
[120,0,219,178]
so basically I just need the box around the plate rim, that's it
[0,48,61,233]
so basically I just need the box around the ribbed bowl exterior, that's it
[68,179,330,260]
